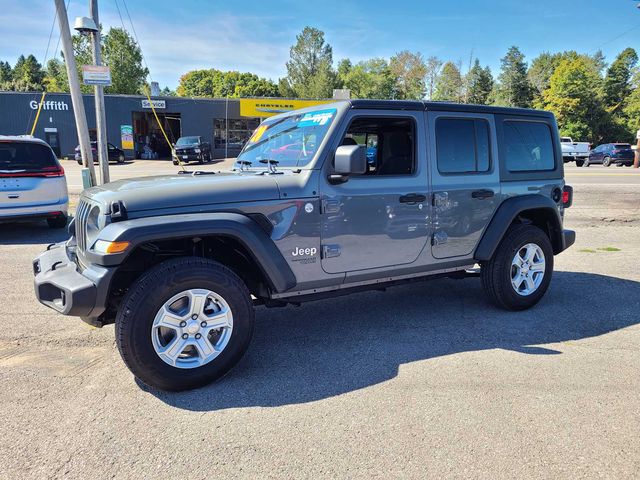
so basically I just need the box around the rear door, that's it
[0,141,64,208]
[427,111,500,259]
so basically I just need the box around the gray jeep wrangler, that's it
[33,100,575,391]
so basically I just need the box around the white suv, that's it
[0,135,68,228]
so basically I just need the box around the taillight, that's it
[0,166,64,178]
[562,186,573,208]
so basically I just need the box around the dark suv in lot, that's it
[585,143,635,167]
[173,136,211,164]
[75,141,126,164]
[33,100,574,391]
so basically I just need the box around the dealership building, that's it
[0,91,331,160]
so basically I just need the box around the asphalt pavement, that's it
[0,160,639,479]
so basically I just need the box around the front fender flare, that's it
[84,212,296,293]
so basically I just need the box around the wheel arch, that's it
[475,194,564,261]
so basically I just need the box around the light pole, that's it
[74,3,109,184]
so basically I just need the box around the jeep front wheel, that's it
[481,224,553,311]
[115,257,254,391]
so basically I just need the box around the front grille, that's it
[75,199,90,251]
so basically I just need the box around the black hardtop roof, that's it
[349,99,553,118]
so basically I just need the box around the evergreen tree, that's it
[494,46,532,107]
[432,61,462,102]
[466,59,493,104]
[602,47,638,111]
[0,60,12,84]
[103,28,149,95]
[283,27,336,98]
[10,54,44,91]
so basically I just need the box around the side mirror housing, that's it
[334,144,367,175]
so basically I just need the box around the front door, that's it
[45,131,61,158]
[320,111,430,274]
[427,111,500,259]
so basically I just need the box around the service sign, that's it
[82,65,112,86]
[142,99,166,109]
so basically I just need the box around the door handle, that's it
[471,189,494,199]
[399,193,427,204]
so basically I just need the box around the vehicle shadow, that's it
[145,271,640,411]
[0,221,70,245]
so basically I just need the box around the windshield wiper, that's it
[259,159,283,175]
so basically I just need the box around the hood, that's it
[82,171,281,214]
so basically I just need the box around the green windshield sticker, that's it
[297,109,336,127]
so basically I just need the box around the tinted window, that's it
[503,121,555,171]
[341,117,415,176]
[436,118,490,174]
[614,144,631,149]
[0,142,57,172]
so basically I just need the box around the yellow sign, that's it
[239,98,334,118]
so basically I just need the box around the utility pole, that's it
[54,0,96,186]
[89,0,109,183]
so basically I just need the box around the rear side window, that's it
[0,142,57,172]
[435,118,490,174]
[503,121,555,172]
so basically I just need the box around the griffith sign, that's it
[82,65,112,86]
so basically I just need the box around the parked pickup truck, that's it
[560,137,590,166]
[32,100,575,391]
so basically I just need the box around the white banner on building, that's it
[142,99,166,109]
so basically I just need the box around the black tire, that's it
[575,159,584,167]
[115,257,254,391]
[47,214,68,229]
[603,156,611,167]
[118,154,125,164]
[583,157,590,167]
[172,160,179,166]
[77,159,83,165]
[481,224,554,311]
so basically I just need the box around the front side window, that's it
[435,118,490,174]
[340,117,415,176]
[503,121,555,172]
[236,108,337,168]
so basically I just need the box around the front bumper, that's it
[174,153,202,162]
[33,242,114,323]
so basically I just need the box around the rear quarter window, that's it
[0,142,58,171]
[503,121,555,172]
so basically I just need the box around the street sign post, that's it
[82,65,112,86]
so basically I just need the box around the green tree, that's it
[494,46,532,107]
[541,57,605,142]
[389,50,427,99]
[339,58,395,99]
[0,60,12,84]
[623,69,640,133]
[432,61,462,102]
[103,27,149,94]
[283,26,336,98]
[160,86,176,96]
[10,54,44,91]
[42,58,69,92]
[466,59,493,104]
[602,47,638,111]
[424,56,443,100]
[177,69,278,98]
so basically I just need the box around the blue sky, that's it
[2,0,639,89]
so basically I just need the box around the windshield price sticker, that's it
[298,109,336,127]
[249,125,268,144]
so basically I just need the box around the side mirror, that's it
[330,145,366,183]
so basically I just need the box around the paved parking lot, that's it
[1,162,639,478]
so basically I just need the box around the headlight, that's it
[194,148,201,153]
[93,239,130,254]
[85,205,101,248]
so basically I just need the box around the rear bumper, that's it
[0,201,68,221]
[562,229,576,251]
[33,242,114,323]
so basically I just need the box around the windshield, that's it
[236,108,337,168]
[176,136,199,146]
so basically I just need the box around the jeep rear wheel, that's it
[115,257,254,391]
[481,224,553,311]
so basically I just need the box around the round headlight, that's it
[85,205,101,248]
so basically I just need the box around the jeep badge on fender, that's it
[32,100,575,391]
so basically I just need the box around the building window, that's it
[436,118,490,174]
[214,118,260,149]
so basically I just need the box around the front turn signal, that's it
[93,240,130,254]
